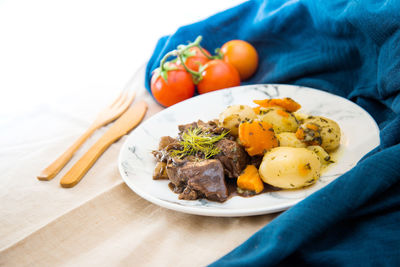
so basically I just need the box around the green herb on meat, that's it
[170,127,229,159]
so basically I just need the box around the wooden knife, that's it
[60,100,148,188]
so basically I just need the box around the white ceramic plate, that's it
[118,84,380,217]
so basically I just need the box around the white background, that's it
[0,0,245,118]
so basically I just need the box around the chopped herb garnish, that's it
[260,109,272,115]
[170,127,229,159]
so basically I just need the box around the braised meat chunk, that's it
[158,136,178,150]
[166,159,228,202]
[153,162,168,180]
[152,136,181,163]
[214,139,248,178]
[178,120,230,136]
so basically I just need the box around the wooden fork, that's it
[37,90,136,181]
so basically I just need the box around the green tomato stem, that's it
[157,35,210,84]
[160,50,177,72]
[213,47,223,59]
[177,53,202,84]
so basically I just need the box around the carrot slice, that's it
[276,109,289,117]
[238,120,278,156]
[253,97,301,112]
[253,106,261,114]
[295,128,305,140]
[237,165,264,193]
[306,123,319,131]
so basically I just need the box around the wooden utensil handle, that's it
[59,134,117,188]
[59,101,148,188]
[37,127,96,181]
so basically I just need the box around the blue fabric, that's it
[145,0,400,265]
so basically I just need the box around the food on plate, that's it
[166,159,228,202]
[152,97,341,202]
[296,116,341,152]
[259,147,321,189]
[218,104,257,136]
[214,138,248,178]
[150,36,259,106]
[251,97,301,134]
[220,40,259,80]
[307,145,333,164]
[237,165,264,193]
[257,106,299,133]
[253,97,301,112]
[238,120,279,156]
[152,120,242,202]
[277,132,307,148]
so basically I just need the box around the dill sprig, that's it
[170,127,229,159]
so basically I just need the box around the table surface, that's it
[0,1,278,266]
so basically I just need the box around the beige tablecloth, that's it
[0,71,279,266]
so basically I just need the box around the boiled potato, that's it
[303,116,341,152]
[276,132,306,148]
[218,105,256,136]
[293,112,308,124]
[307,145,332,165]
[259,147,321,189]
[257,107,299,133]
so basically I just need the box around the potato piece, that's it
[293,112,308,124]
[259,147,321,189]
[257,107,299,134]
[276,132,306,148]
[307,145,332,165]
[303,116,341,152]
[218,105,257,136]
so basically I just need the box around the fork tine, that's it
[115,90,135,109]
[120,91,136,109]
[125,92,136,107]
[112,92,136,115]
[109,91,125,107]
[112,90,130,108]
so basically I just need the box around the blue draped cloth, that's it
[145,0,400,265]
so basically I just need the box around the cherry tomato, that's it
[151,63,195,107]
[220,40,258,81]
[180,46,211,72]
[197,59,241,94]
